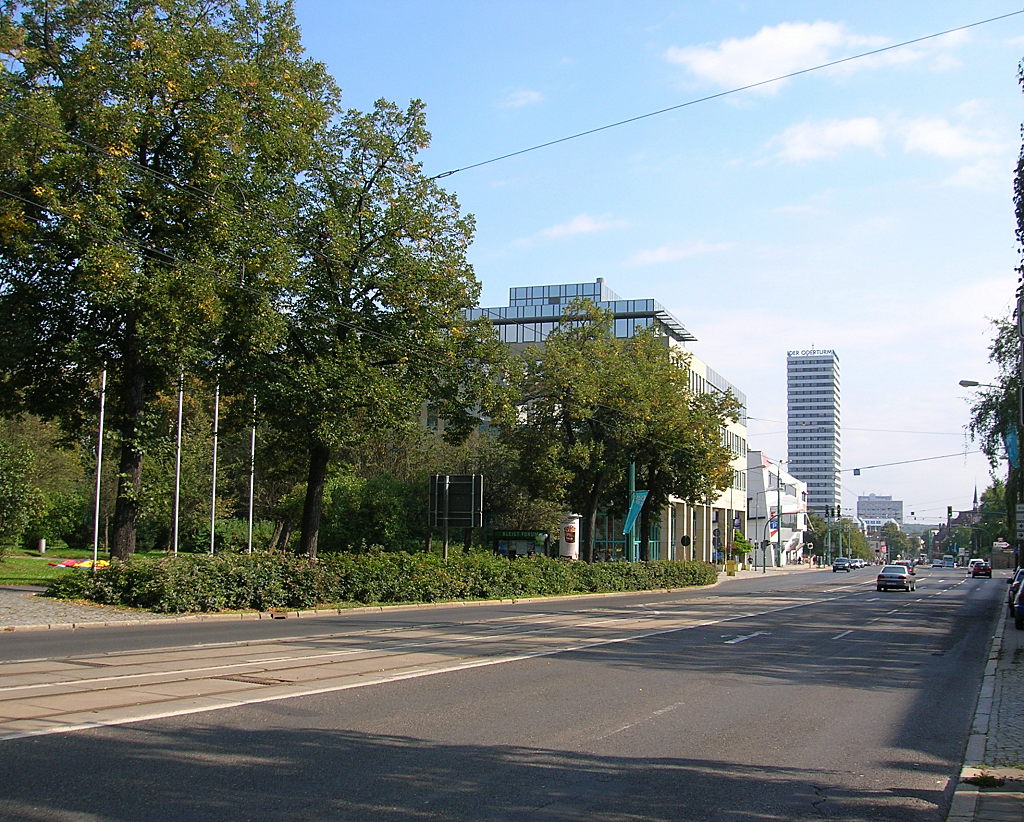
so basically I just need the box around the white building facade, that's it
[745,451,809,567]
[786,350,841,517]
[857,493,903,526]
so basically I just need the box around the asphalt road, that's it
[0,566,1003,821]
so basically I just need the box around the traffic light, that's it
[947,506,953,518]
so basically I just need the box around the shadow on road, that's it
[0,723,945,822]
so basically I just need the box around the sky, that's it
[293,1,1024,526]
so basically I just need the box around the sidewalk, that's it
[947,608,1024,822]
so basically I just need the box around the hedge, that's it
[43,551,719,613]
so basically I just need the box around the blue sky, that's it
[295,1,1024,525]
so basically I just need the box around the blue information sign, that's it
[622,490,649,535]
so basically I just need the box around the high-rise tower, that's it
[786,350,841,516]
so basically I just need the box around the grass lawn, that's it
[0,555,81,586]
[0,548,163,586]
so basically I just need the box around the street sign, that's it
[994,540,1012,552]
[622,490,649,535]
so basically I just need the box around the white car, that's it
[877,564,916,592]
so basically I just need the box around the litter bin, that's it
[725,560,737,576]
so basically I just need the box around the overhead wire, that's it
[428,9,1024,179]
[1,10,1017,468]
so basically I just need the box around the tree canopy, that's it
[498,301,739,562]
[0,0,337,558]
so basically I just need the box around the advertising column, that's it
[559,515,581,560]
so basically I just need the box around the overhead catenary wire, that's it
[428,9,1024,179]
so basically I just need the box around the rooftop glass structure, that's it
[466,278,698,346]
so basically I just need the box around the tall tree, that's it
[260,99,506,557]
[967,316,1019,531]
[622,333,739,560]
[0,0,335,558]
[500,301,738,562]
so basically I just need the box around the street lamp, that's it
[959,379,998,388]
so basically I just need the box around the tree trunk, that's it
[639,506,651,562]
[268,517,292,552]
[110,342,146,561]
[299,440,331,558]
[581,472,605,563]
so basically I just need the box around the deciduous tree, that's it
[500,301,738,562]
[0,0,335,558]
[259,99,506,557]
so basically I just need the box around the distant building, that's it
[786,350,841,517]
[745,451,808,567]
[857,493,904,527]
[468,278,748,563]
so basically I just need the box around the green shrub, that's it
[44,551,718,613]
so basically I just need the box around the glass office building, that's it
[786,350,841,516]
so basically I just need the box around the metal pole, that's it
[246,395,256,554]
[209,383,220,555]
[837,510,844,557]
[628,461,637,562]
[171,372,184,555]
[92,368,107,567]
[776,466,783,568]
[442,475,450,560]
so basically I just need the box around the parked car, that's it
[1013,581,1024,630]
[877,564,916,592]
[1007,568,1024,616]
[832,557,853,572]
[970,560,992,578]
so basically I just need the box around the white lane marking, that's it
[724,631,769,645]
[832,630,853,640]
[0,589,874,742]
[595,700,688,740]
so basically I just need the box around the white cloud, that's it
[516,213,627,246]
[944,158,1007,190]
[771,117,885,162]
[665,21,965,94]
[501,89,543,108]
[900,117,1003,160]
[764,113,1008,174]
[628,241,734,266]
[665,21,886,94]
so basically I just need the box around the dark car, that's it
[1013,582,1024,630]
[877,564,916,592]
[832,557,853,573]
[971,561,992,578]
[893,559,915,575]
[1008,568,1024,616]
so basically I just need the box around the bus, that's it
[942,554,955,567]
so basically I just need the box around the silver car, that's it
[877,564,916,592]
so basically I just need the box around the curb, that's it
[944,599,1006,821]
